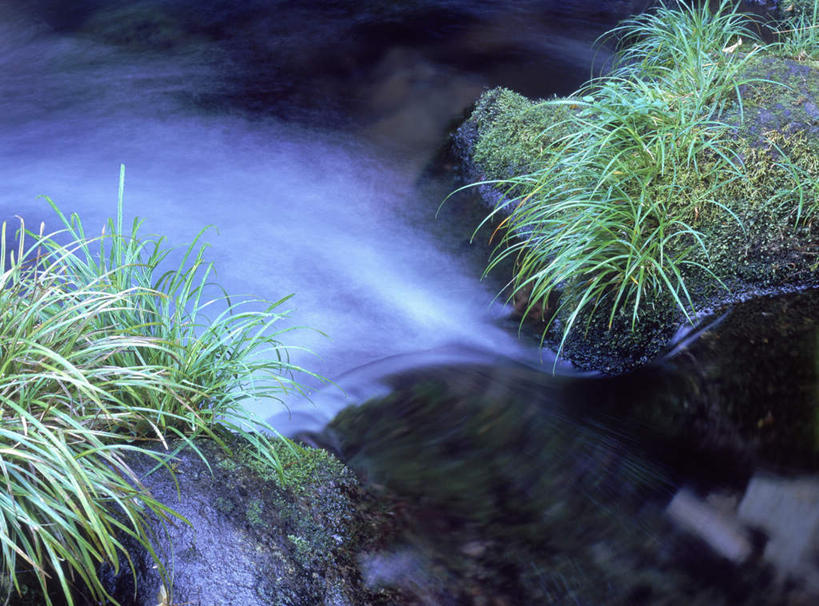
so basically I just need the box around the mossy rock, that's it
[454,53,819,372]
[2,431,406,606]
[468,87,571,181]
[101,433,405,606]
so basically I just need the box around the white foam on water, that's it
[0,9,531,427]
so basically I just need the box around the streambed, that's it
[3,1,817,604]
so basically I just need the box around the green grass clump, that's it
[0,166,314,605]
[461,0,766,359]
[773,1,819,60]
[605,0,761,102]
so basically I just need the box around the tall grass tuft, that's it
[39,165,317,447]
[0,166,314,605]
[460,1,766,361]
[605,0,761,95]
[774,0,819,60]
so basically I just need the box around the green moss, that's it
[246,498,265,528]
[462,37,819,371]
[216,457,239,472]
[286,534,312,564]
[639,71,819,292]
[687,55,819,286]
[176,435,361,586]
[470,87,570,181]
[237,439,346,493]
[214,495,236,515]
[736,54,819,133]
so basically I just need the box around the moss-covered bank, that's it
[5,432,410,606]
[453,26,819,372]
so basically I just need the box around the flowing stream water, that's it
[3,1,817,604]
[1,0,641,422]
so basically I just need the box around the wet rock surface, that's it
[657,288,819,473]
[95,434,408,606]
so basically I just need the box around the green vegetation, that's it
[456,0,819,365]
[774,1,819,59]
[0,166,314,605]
[469,89,572,181]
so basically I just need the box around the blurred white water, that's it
[0,7,530,425]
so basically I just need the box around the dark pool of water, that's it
[3,1,816,603]
[303,288,819,604]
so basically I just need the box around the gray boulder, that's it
[99,435,402,606]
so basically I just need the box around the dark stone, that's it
[95,434,407,606]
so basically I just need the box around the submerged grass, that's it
[454,0,819,363]
[0,166,314,605]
